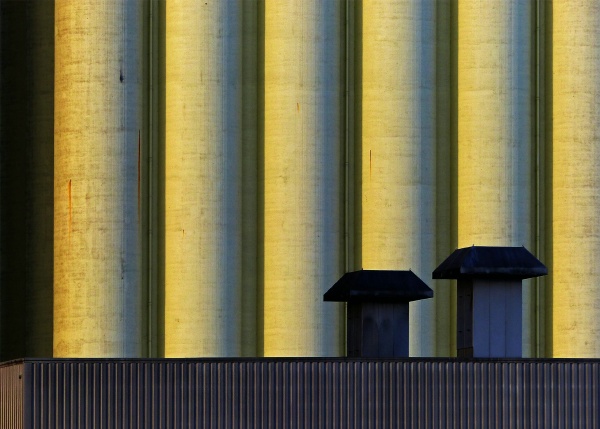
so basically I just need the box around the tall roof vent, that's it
[433,246,547,358]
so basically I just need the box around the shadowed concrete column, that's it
[241,0,259,357]
[164,1,242,356]
[0,0,54,360]
[263,0,344,356]
[54,0,144,357]
[26,0,55,358]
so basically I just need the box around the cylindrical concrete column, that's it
[552,1,600,357]
[164,1,242,357]
[54,1,144,357]
[263,0,344,356]
[457,1,535,354]
[360,0,436,357]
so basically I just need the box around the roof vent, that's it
[325,270,433,358]
[433,246,547,358]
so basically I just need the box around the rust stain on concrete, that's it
[68,179,72,239]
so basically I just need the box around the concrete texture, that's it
[457,0,537,356]
[164,0,243,357]
[552,0,600,357]
[54,0,144,357]
[360,0,437,357]
[263,0,344,356]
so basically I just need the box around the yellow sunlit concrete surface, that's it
[361,0,437,357]
[0,1,599,360]
[263,0,344,356]
[552,0,600,357]
[54,0,143,357]
[164,1,242,357]
[457,0,538,356]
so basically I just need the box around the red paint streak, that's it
[138,130,141,223]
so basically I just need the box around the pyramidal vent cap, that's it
[324,270,433,303]
[432,246,548,280]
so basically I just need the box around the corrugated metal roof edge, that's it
[4,357,600,367]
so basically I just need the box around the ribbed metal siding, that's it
[13,359,600,428]
[0,361,24,429]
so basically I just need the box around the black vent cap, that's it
[324,270,433,303]
[432,246,548,280]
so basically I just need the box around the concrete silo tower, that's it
[262,0,345,356]
[457,0,537,355]
[54,1,145,357]
[552,1,600,357]
[164,1,243,357]
[360,0,437,357]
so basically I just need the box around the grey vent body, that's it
[347,302,409,357]
[457,279,522,358]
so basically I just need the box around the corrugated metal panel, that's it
[0,360,24,429]
[9,359,600,428]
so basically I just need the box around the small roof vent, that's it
[325,270,433,358]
